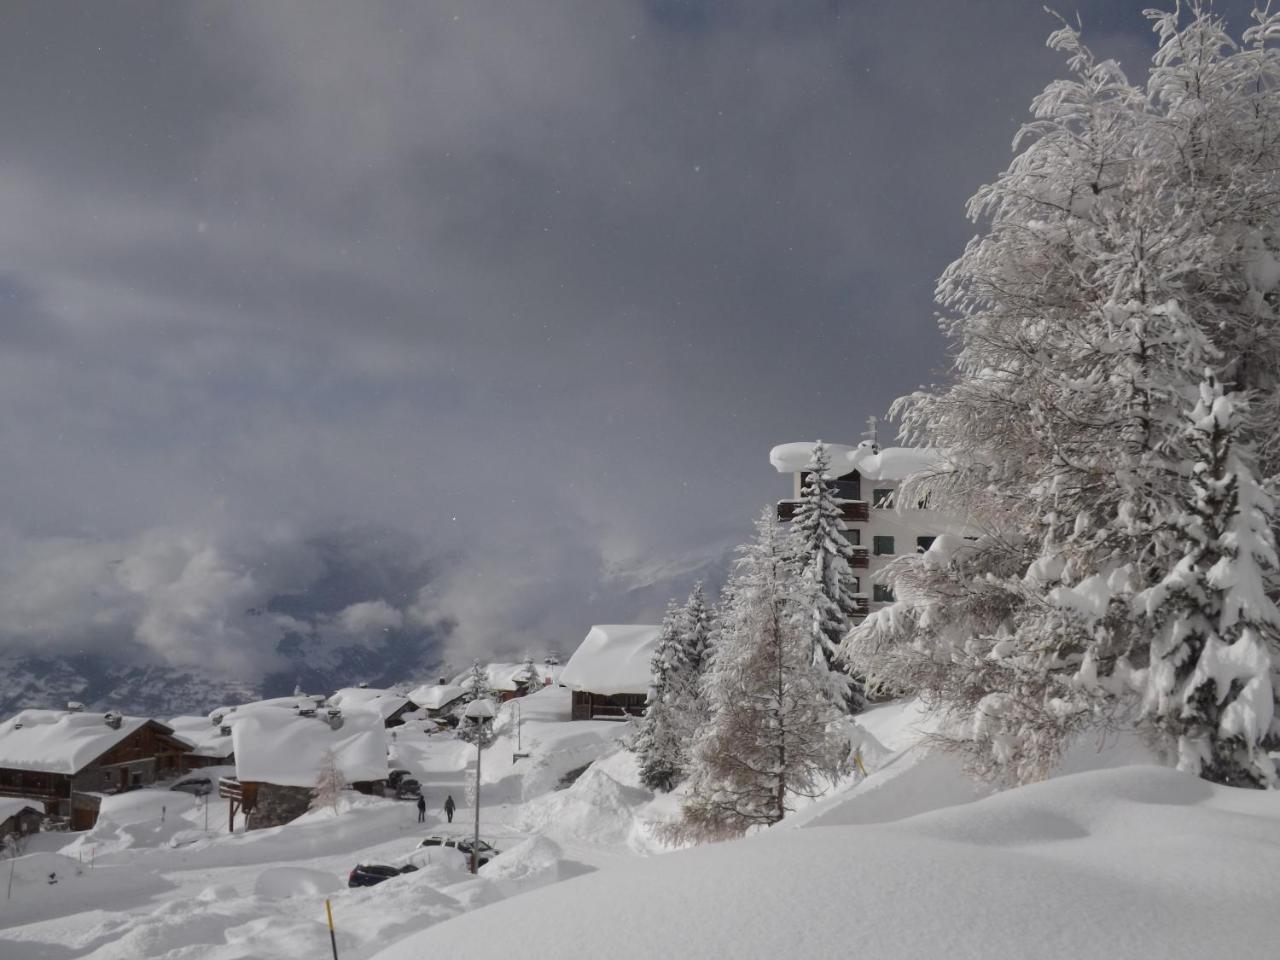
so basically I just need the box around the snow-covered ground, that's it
[2,690,1278,959]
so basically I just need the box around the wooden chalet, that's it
[0,709,192,830]
[559,625,661,721]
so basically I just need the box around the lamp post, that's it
[509,700,529,764]
[461,697,496,874]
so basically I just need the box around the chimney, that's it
[438,677,447,686]
[103,712,123,730]
[219,724,232,737]
[66,701,85,713]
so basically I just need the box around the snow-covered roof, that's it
[0,710,156,775]
[770,440,945,482]
[407,683,467,711]
[558,625,661,697]
[167,715,235,759]
[0,797,42,821]
[448,662,553,693]
[231,708,388,788]
[327,688,412,721]
[207,694,328,724]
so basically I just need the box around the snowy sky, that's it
[0,0,1261,676]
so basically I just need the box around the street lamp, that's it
[461,697,497,874]
[508,700,529,764]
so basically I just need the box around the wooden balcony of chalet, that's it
[776,499,869,523]
[849,547,869,569]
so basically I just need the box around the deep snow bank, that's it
[372,765,1280,960]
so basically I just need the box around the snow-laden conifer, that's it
[1138,374,1280,786]
[666,509,847,841]
[633,601,690,792]
[680,582,714,677]
[790,441,865,713]
[843,4,1280,784]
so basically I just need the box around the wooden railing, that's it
[849,548,869,569]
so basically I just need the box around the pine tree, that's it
[680,582,714,676]
[790,441,865,713]
[665,509,847,842]
[633,602,690,792]
[1138,374,1280,786]
[310,748,347,816]
[843,5,1280,784]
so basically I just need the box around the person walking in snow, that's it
[416,794,426,823]
[444,794,456,824]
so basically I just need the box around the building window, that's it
[851,576,861,594]
[873,584,896,603]
[872,488,894,508]
[842,527,861,546]
[831,476,861,501]
[873,535,895,556]
[916,536,936,553]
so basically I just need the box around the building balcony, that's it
[849,547,869,569]
[776,499,869,523]
[851,596,871,617]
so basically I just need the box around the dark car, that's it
[395,778,422,800]
[417,836,499,867]
[169,776,212,796]
[347,863,418,888]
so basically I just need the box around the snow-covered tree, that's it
[790,441,865,713]
[666,509,847,842]
[310,748,347,817]
[1137,374,1280,786]
[843,5,1280,785]
[462,660,490,702]
[680,582,714,676]
[633,602,690,792]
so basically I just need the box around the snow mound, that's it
[254,866,344,899]
[479,834,595,890]
[516,764,651,846]
[372,765,1280,960]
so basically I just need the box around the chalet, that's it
[0,798,42,840]
[219,706,388,830]
[167,714,236,770]
[559,624,661,721]
[0,708,192,830]
[327,687,418,728]
[407,681,468,722]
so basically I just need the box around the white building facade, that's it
[770,436,966,619]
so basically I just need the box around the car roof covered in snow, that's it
[558,625,660,697]
[0,710,159,775]
[231,707,388,787]
[0,797,43,820]
[769,440,945,482]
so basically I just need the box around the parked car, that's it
[169,776,212,796]
[387,769,412,790]
[395,778,422,800]
[417,836,500,867]
[347,863,418,888]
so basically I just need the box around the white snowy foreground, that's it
[2,692,1278,959]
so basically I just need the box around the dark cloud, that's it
[0,1,1258,676]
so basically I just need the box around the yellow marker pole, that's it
[325,898,339,960]
[853,752,868,778]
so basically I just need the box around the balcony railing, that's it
[849,547,869,569]
[776,499,869,523]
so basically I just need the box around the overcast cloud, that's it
[0,1,1258,677]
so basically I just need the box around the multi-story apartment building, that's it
[770,430,963,619]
